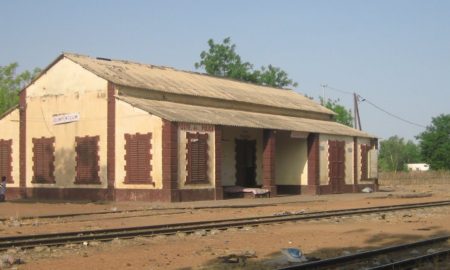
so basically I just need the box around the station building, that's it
[0,53,378,202]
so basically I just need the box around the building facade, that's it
[0,53,378,202]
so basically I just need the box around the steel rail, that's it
[0,208,185,222]
[1,200,450,251]
[278,235,450,270]
[368,248,450,270]
[0,201,279,222]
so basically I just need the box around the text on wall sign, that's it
[52,113,80,125]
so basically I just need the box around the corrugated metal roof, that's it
[63,53,334,116]
[118,95,374,138]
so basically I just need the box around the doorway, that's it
[328,140,346,193]
[235,139,256,187]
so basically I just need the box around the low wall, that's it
[379,171,450,186]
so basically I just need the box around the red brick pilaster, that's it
[307,133,320,194]
[263,129,277,196]
[214,125,223,200]
[107,81,116,200]
[162,119,179,202]
[19,90,27,197]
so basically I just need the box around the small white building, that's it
[407,163,430,172]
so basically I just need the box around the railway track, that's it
[279,235,450,270]
[1,200,450,251]
[0,201,278,222]
[0,207,188,222]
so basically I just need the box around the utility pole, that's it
[320,84,327,105]
[353,93,362,130]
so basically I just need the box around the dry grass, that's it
[379,171,450,186]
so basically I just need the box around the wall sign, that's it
[52,113,80,125]
[179,123,214,132]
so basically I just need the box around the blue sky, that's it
[2,0,449,141]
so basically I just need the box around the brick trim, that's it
[11,187,216,202]
[214,125,223,200]
[107,81,116,191]
[277,185,301,195]
[19,90,26,195]
[0,139,13,183]
[162,120,179,202]
[263,129,277,196]
[361,144,369,180]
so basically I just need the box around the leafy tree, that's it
[255,64,298,88]
[320,97,353,127]
[0,63,40,114]
[195,37,297,88]
[378,136,421,172]
[416,114,450,170]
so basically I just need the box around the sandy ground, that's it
[0,184,449,269]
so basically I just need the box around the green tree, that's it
[416,114,450,170]
[378,136,421,172]
[0,63,40,114]
[320,98,353,127]
[255,64,298,88]
[195,37,297,88]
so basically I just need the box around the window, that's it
[75,136,100,184]
[186,132,209,184]
[32,137,55,184]
[361,144,369,180]
[0,139,13,183]
[124,133,153,184]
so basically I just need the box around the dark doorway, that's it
[235,139,256,187]
[328,140,346,193]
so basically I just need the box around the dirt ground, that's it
[0,184,449,269]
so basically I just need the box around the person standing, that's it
[0,176,6,202]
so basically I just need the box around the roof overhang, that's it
[118,95,375,138]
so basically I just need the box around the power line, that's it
[322,84,427,129]
[324,85,354,96]
[358,96,427,128]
